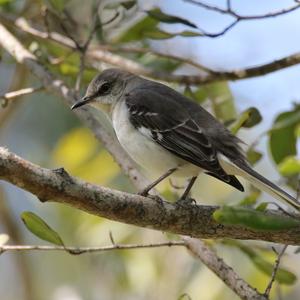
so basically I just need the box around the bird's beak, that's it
[71,96,93,110]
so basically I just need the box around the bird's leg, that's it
[138,167,177,197]
[177,176,197,204]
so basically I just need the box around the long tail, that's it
[220,157,300,210]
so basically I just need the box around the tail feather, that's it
[220,157,300,210]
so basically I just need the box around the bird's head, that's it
[71,68,132,111]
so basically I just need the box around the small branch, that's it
[90,45,213,73]
[75,51,86,92]
[181,0,300,38]
[74,1,102,92]
[226,0,232,11]
[197,19,239,38]
[264,245,288,297]
[182,237,267,300]
[0,86,43,107]
[3,16,300,85]
[184,0,300,20]
[0,241,185,255]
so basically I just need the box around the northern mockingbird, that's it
[71,68,300,210]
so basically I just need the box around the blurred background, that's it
[0,0,300,299]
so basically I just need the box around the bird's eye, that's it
[99,82,111,94]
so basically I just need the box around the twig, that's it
[0,65,28,127]
[74,1,102,92]
[0,86,43,107]
[226,0,232,11]
[0,241,185,255]
[109,231,116,245]
[264,245,288,297]
[197,19,239,38]
[4,16,300,85]
[184,0,300,19]
[182,237,267,300]
[75,51,86,92]
[183,0,300,37]
[89,45,213,73]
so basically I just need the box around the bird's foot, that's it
[175,196,196,208]
[137,191,164,205]
[138,189,150,197]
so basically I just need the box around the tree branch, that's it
[182,237,267,300]
[0,241,185,255]
[1,147,300,245]
[264,245,288,297]
[2,15,300,85]
[0,86,43,107]
[183,0,300,38]
[185,0,300,20]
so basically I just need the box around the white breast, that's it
[112,101,200,177]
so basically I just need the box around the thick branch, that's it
[2,15,300,84]
[1,147,300,245]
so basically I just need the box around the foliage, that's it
[0,0,299,300]
[21,211,65,246]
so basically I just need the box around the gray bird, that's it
[72,68,300,210]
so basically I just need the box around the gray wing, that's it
[125,86,244,191]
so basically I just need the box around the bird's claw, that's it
[175,197,196,208]
[138,190,149,197]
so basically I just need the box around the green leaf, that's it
[143,28,202,40]
[21,212,64,246]
[203,82,237,121]
[59,63,78,76]
[225,241,297,285]
[253,255,297,284]
[184,86,207,104]
[269,105,300,164]
[213,206,300,231]
[140,53,181,72]
[230,107,262,134]
[278,156,300,176]
[0,0,12,5]
[235,243,297,285]
[179,30,203,37]
[115,13,201,42]
[116,16,158,42]
[246,148,263,165]
[184,86,196,100]
[143,28,174,40]
[146,8,197,28]
[121,1,136,10]
[238,190,261,207]
[44,0,66,12]
[255,202,269,212]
